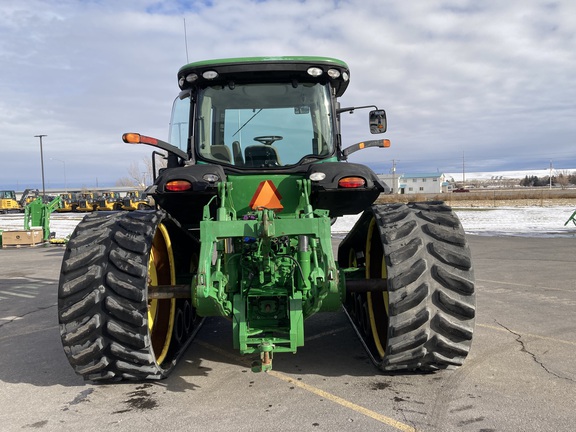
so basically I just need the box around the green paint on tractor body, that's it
[191,178,343,368]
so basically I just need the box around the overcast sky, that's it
[1,0,575,190]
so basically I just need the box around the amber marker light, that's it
[122,133,141,143]
[166,180,192,191]
[122,133,158,145]
[338,177,366,188]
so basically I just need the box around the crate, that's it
[1,229,44,247]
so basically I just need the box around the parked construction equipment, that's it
[0,190,21,213]
[75,192,98,212]
[96,191,122,211]
[121,191,151,211]
[56,193,79,212]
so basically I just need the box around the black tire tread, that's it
[341,202,475,372]
[377,202,476,371]
[58,210,199,381]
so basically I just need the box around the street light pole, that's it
[34,135,47,201]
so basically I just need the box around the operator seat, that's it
[210,145,232,164]
[232,141,244,166]
[244,145,282,167]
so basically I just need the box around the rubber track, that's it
[343,202,476,371]
[58,210,200,381]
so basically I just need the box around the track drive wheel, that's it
[58,210,199,381]
[340,202,476,371]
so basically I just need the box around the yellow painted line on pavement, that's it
[0,290,36,298]
[304,325,350,342]
[268,369,416,431]
[477,278,574,293]
[197,339,415,431]
[477,323,576,346]
[0,316,22,322]
[0,325,58,342]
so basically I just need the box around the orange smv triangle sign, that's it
[249,180,283,211]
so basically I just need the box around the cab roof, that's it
[177,56,351,97]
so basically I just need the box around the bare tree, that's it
[555,170,571,190]
[116,156,166,189]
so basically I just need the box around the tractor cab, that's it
[169,56,386,170]
[127,57,390,224]
[172,79,336,169]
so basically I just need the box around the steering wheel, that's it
[253,135,283,146]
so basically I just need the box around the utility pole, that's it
[34,134,47,201]
[462,152,465,185]
[391,159,397,194]
[549,160,553,189]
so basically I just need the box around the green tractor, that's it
[57,57,475,381]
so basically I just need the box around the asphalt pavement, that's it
[0,235,575,431]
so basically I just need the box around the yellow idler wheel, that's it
[365,217,389,359]
[148,223,176,365]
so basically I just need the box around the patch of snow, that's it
[455,206,576,237]
[331,206,576,238]
[0,213,84,240]
[445,168,576,182]
[1,206,576,240]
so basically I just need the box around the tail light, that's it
[338,177,366,188]
[166,180,192,191]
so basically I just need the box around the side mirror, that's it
[369,109,387,134]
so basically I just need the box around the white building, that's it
[377,174,401,194]
[399,173,446,194]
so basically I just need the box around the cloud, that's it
[1,0,575,190]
